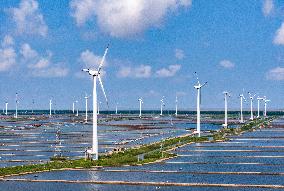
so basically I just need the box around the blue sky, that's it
[0,0,283,111]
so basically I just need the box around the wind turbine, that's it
[160,97,165,116]
[257,96,264,118]
[223,91,230,128]
[32,99,35,114]
[239,93,246,123]
[248,92,256,120]
[49,99,52,116]
[72,102,75,114]
[5,101,8,115]
[97,101,102,114]
[194,72,207,137]
[263,96,270,117]
[138,98,143,118]
[15,93,18,118]
[82,45,109,160]
[75,100,79,116]
[175,95,178,116]
[115,103,118,115]
[84,94,91,122]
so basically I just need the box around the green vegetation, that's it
[0,134,207,177]
[212,117,274,141]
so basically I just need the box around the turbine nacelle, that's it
[82,69,99,76]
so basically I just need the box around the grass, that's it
[0,134,207,177]
[212,117,274,141]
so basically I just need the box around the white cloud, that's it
[219,60,235,69]
[274,22,284,45]
[20,43,38,60]
[156,64,181,77]
[175,49,185,60]
[266,67,284,80]
[31,58,50,69]
[70,0,192,38]
[31,66,69,78]
[0,36,16,72]
[19,43,68,77]
[79,49,106,69]
[1,35,14,47]
[117,65,152,78]
[11,0,48,36]
[0,47,16,72]
[262,0,274,16]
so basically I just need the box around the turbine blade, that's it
[98,45,109,73]
[201,82,207,88]
[98,75,108,107]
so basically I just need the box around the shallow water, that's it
[2,117,283,190]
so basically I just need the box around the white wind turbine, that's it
[223,91,230,128]
[160,97,165,116]
[257,96,264,118]
[32,99,35,114]
[138,98,143,118]
[15,93,18,118]
[239,93,246,123]
[72,102,75,114]
[248,92,256,120]
[49,99,52,116]
[5,101,8,115]
[175,95,178,116]
[84,94,91,122]
[194,72,207,137]
[263,96,270,117]
[115,103,118,115]
[75,100,79,116]
[82,45,109,160]
[97,101,102,114]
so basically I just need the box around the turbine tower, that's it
[75,100,78,116]
[194,72,207,137]
[97,101,102,114]
[84,94,91,122]
[49,99,52,116]
[5,101,8,115]
[160,97,165,116]
[175,95,178,116]
[223,91,230,128]
[32,99,35,114]
[72,102,75,114]
[115,103,118,115]
[82,45,109,160]
[15,93,18,118]
[138,98,143,118]
[248,92,256,120]
[239,93,246,123]
[263,96,270,117]
[257,96,263,118]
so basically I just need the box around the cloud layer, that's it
[219,60,235,69]
[156,64,181,77]
[70,0,192,38]
[274,23,284,45]
[266,67,284,80]
[0,35,16,72]
[262,0,274,16]
[10,0,48,36]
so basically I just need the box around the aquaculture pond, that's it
[1,118,283,191]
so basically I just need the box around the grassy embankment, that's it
[0,117,274,177]
[212,117,274,141]
[0,136,207,177]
